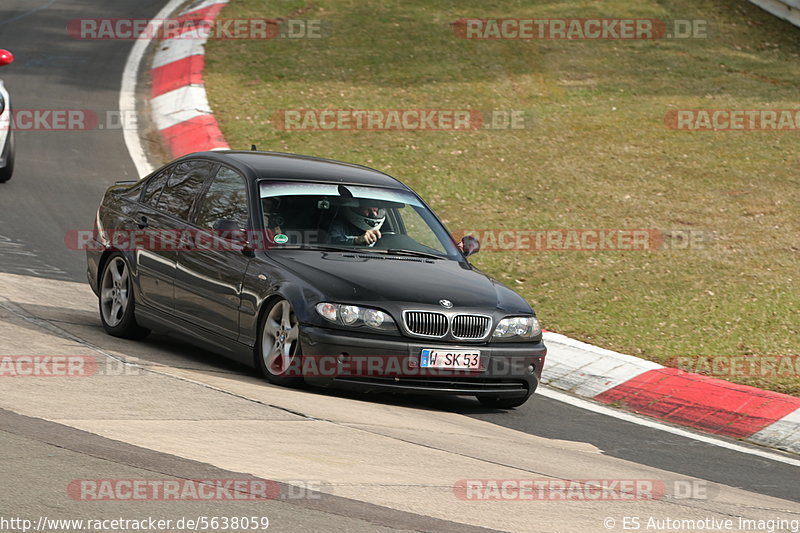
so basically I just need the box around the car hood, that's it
[267,251,532,313]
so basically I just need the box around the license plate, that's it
[420,349,481,369]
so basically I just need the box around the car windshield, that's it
[259,181,460,258]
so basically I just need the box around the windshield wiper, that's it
[383,248,446,260]
[275,244,353,252]
[277,245,446,260]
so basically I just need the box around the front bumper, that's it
[299,325,546,398]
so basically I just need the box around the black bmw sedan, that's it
[85,151,546,408]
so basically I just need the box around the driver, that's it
[329,205,386,246]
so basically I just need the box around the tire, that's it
[477,394,531,409]
[98,253,150,339]
[256,298,303,386]
[0,130,14,183]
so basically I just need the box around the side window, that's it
[141,165,173,207]
[157,160,216,220]
[194,167,250,229]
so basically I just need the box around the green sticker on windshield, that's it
[274,233,289,244]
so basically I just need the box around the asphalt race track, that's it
[0,1,798,532]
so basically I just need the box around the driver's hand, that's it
[356,229,382,245]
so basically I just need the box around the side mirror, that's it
[212,219,252,255]
[461,235,480,257]
[0,50,14,67]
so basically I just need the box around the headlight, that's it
[317,302,338,322]
[340,305,360,325]
[492,316,541,340]
[363,308,385,328]
[315,302,397,332]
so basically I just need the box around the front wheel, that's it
[477,394,531,409]
[256,298,303,386]
[98,253,150,339]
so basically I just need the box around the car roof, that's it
[181,150,410,190]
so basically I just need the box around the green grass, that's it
[204,0,800,395]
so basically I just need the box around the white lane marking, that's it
[537,386,800,467]
[119,0,188,178]
[150,85,212,130]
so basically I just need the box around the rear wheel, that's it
[0,130,15,183]
[477,394,531,409]
[99,253,150,339]
[256,298,303,386]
